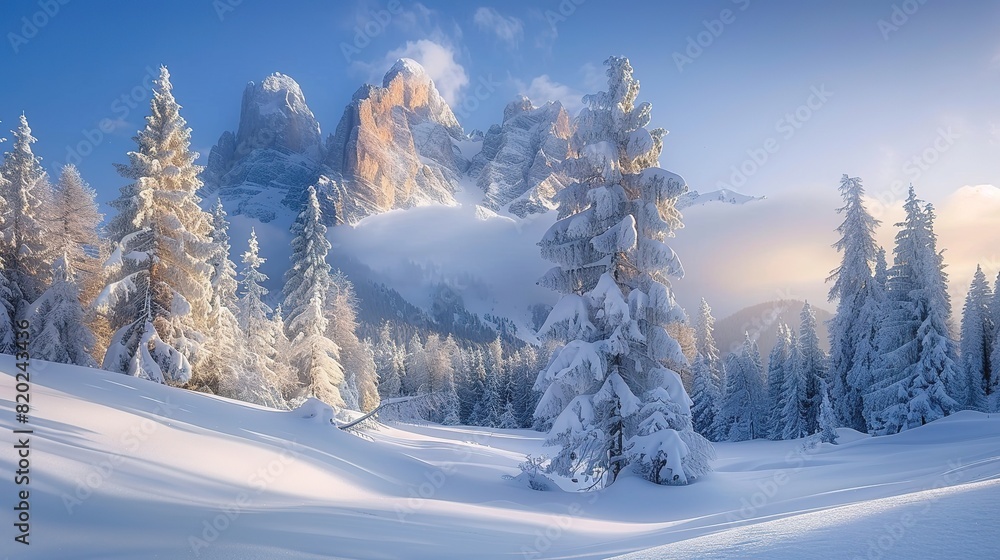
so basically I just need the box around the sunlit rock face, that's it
[324,58,469,223]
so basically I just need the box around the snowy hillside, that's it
[4,357,999,559]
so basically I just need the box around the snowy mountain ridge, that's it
[199,59,761,343]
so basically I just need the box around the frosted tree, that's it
[498,400,520,429]
[0,114,53,317]
[827,175,881,431]
[283,185,344,407]
[716,335,768,442]
[990,272,1000,411]
[959,265,992,410]
[99,67,215,383]
[482,337,506,427]
[798,302,829,434]
[403,334,429,396]
[27,255,97,367]
[0,263,13,354]
[198,199,244,394]
[779,330,808,440]
[49,165,104,300]
[766,322,792,439]
[817,380,839,444]
[851,248,888,432]
[328,272,379,412]
[689,354,721,439]
[235,228,290,408]
[425,334,461,424]
[694,298,724,391]
[866,187,958,434]
[532,57,711,487]
[373,323,404,400]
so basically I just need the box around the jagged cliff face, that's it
[325,58,469,223]
[202,73,324,222]
[468,97,573,218]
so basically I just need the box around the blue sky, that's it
[2,0,999,315]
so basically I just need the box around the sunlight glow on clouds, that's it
[384,39,469,105]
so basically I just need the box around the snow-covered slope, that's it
[3,358,999,559]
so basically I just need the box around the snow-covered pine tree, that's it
[511,346,542,428]
[99,67,215,383]
[817,379,839,444]
[866,187,959,434]
[779,329,808,440]
[959,265,992,410]
[716,335,768,442]
[766,322,792,439]
[372,323,403,401]
[403,334,428,396]
[0,262,13,354]
[236,228,291,408]
[827,175,881,432]
[27,255,97,367]
[0,145,11,354]
[327,272,379,412]
[0,114,53,317]
[198,199,244,395]
[482,336,506,427]
[532,56,711,487]
[695,298,724,393]
[798,302,829,434]
[990,272,1000,411]
[465,348,489,425]
[425,334,461,424]
[283,185,344,407]
[50,165,104,302]
[690,354,721,439]
[851,247,888,432]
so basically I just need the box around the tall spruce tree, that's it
[283,185,344,407]
[716,335,768,442]
[779,329,808,440]
[99,67,214,383]
[866,187,958,434]
[695,298,724,392]
[532,57,711,487]
[28,255,97,367]
[959,265,992,410]
[0,114,53,317]
[851,248,889,432]
[766,322,792,439]
[236,228,291,408]
[50,164,104,302]
[827,175,881,432]
[798,302,829,434]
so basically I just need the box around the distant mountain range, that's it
[714,300,833,361]
[199,58,762,345]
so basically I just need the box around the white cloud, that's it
[515,75,584,115]
[580,62,605,92]
[383,39,469,105]
[473,7,523,47]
